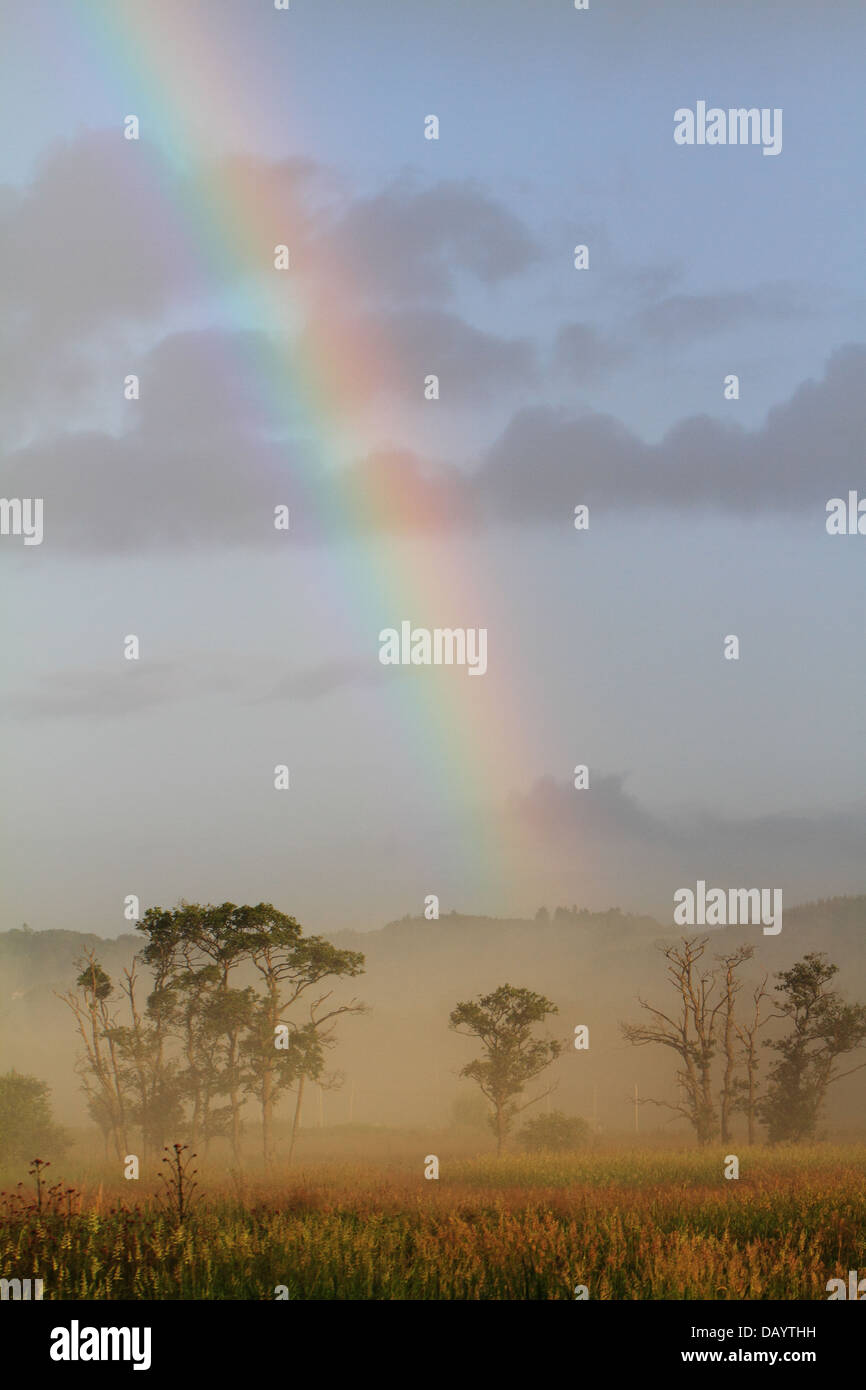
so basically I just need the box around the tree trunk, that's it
[262,1065,273,1169]
[230,1085,242,1166]
[288,1074,306,1165]
[261,985,279,1169]
[720,1021,736,1144]
[191,1090,201,1149]
[227,1028,243,1168]
[697,1051,716,1145]
[746,1042,757,1144]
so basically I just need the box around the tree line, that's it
[446,945,866,1152]
[52,907,866,1164]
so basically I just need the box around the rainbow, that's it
[65,0,535,914]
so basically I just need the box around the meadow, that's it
[1,1137,864,1300]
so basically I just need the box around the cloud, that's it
[1,657,385,718]
[0,310,480,551]
[12,131,845,553]
[339,447,478,533]
[0,665,180,719]
[326,175,540,303]
[636,284,812,344]
[1,422,300,553]
[478,344,866,518]
[477,404,647,520]
[134,329,283,438]
[1,426,476,553]
[329,308,537,403]
[6,311,866,552]
[0,129,543,454]
[263,661,384,701]
[552,322,630,378]
[0,141,311,442]
[0,134,540,432]
[507,773,866,905]
[0,138,327,335]
[509,772,671,847]
[0,133,192,442]
[0,134,191,332]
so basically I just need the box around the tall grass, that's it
[1,1146,863,1299]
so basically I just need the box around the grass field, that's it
[2,1142,864,1299]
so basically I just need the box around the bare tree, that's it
[717,945,755,1144]
[732,968,771,1144]
[621,938,725,1145]
[57,953,130,1160]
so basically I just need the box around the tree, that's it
[109,963,184,1158]
[0,1072,68,1166]
[135,910,227,1152]
[168,965,223,1153]
[170,903,256,1167]
[57,954,131,1160]
[237,910,365,1167]
[135,900,366,1167]
[449,984,563,1155]
[717,945,755,1144]
[732,968,771,1144]
[758,953,866,1142]
[135,902,260,1165]
[621,938,729,1145]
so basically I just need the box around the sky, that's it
[1,0,865,936]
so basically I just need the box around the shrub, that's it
[0,1071,68,1166]
[519,1110,590,1153]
